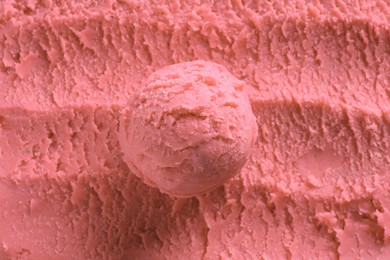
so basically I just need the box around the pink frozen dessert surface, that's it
[0,0,390,259]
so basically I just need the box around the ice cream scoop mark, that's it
[170,112,207,125]
[192,61,206,68]
[223,102,238,108]
[203,76,216,86]
[147,81,182,91]
[174,144,199,153]
[209,134,235,143]
[183,82,193,89]
[164,106,207,120]
[167,73,180,79]
[234,84,244,91]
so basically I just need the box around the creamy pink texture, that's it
[120,61,257,197]
[0,0,389,259]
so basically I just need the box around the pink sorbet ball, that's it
[119,60,257,197]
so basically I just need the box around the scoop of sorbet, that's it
[119,61,257,197]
